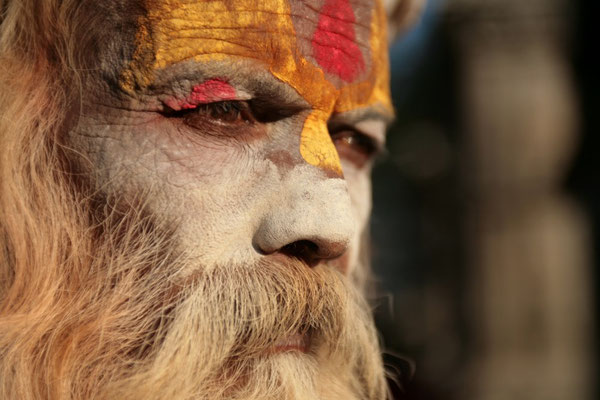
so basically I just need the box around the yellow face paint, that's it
[121,0,392,176]
[299,110,342,174]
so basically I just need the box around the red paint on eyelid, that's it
[311,0,365,82]
[165,78,237,110]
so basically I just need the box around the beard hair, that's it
[100,257,387,400]
[0,180,388,400]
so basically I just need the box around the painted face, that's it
[71,0,392,276]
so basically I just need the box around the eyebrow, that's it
[146,60,309,110]
[332,106,395,128]
[146,59,394,126]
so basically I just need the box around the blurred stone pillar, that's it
[448,0,595,398]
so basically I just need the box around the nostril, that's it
[280,240,321,267]
[279,239,348,268]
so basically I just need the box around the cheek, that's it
[73,120,239,189]
[71,114,275,261]
[339,162,372,276]
[342,162,373,231]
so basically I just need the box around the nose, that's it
[253,166,355,269]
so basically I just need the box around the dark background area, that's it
[371,0,599,398]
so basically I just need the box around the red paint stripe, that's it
[165,78,237,110]
[311,0,365,82]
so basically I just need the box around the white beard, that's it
[94,259,387,400]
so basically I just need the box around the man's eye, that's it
[162,101,255,126]
[195,101,254,124]
[330,128,380,168]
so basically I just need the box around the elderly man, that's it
[0,0,418,398]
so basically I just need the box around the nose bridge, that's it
[254,164,356,259]
[299,110,343,178]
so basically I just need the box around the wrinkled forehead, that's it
[122,0,392,115]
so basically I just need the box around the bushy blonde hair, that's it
[0,1,177,397]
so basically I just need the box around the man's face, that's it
[72,0,391,277]
[63,0,392,398]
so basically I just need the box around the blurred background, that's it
[371,0,599,398]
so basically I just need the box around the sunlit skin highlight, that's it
[121,0,392,176]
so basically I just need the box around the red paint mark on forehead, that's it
[165,78,237,110]
[311,0,365,82]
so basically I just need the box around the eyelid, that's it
[159,99,250,125]
[354,119,387,146]
[248,98,307,122]
[329,122,385,151]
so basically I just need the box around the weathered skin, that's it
[69,0,392,279]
